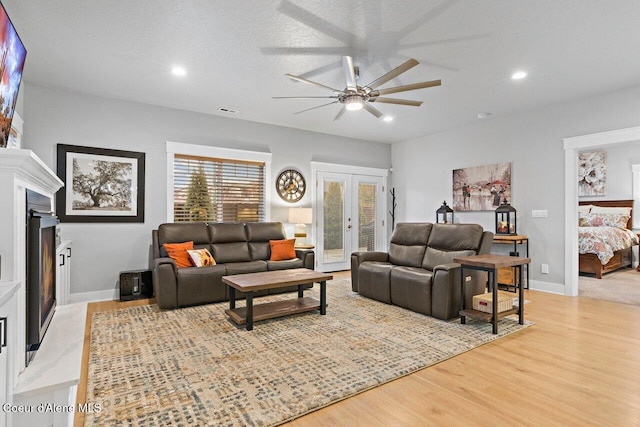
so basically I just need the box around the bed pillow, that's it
[589,206,632,216]
[187,248,216,267]
[269,239,297,261]
[579,213,630,229]
[163,241,194,268]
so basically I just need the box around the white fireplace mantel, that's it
[0,148,63,397]
[0,148,63,194]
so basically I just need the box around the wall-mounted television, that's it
[0,0,26,148]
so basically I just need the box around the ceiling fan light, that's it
[344,96,364,111]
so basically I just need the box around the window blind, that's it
[173,154,266,223]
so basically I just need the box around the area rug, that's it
[85,278,532,426]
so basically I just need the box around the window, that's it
[167,142,272,223]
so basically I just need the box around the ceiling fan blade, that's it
[286,74,341,92]
[365,58,419,90]
[369,97,423,107]
[363,103,384,119]
[342,56,357,91]
[273,96,339,99]
[333,106,346,121]
[277,0,358,46]
[292,101,339,115]
[374,80,441,96]
[261,46,352,56]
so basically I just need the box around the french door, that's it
[315,172,385,272]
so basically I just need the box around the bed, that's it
[578,200,638,278]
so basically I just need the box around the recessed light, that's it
[511,71,527,80]
[171,66,186,76]
[383,116,394,122]
[477,112,492,119]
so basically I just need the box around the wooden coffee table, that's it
[222,268,333,331]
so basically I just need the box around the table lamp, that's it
[289,207,312,246]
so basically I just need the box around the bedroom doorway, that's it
[563,126,640,297]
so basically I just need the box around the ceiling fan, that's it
[274,56,441,120]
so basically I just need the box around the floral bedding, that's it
[579,226,639,265]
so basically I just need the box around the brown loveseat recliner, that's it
[351,222,493,320]
[152,222,314,309]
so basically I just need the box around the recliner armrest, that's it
[431,262,486,320]
[433,262,461,273]
[295,249,315,270]
[153,257,179,309]
[350,251,389,292]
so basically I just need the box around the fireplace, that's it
[25,189,59,361]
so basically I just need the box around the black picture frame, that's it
[56,144,145,223]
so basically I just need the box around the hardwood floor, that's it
[76,271,640,426]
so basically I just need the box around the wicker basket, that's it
[472,293,514,313]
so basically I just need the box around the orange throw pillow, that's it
[163,241,194,268]
[269,239,297,261]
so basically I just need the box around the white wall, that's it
[392,84,640,292]
[22,83,392,295]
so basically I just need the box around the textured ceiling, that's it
[6,0,640,143]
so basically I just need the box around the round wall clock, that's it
[276,169,306,203]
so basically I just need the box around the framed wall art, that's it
[452,162,512,211]
[578,150,606,196]
[56,144,145,222]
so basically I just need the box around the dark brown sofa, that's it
[152,222,314,309]
[351,222,493,320]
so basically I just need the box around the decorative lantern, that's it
[495,200,517,235]
[436,201,454,224]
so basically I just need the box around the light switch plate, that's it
[532,209,548,218]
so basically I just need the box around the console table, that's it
[492,234,529,289]
[455,254,530,334]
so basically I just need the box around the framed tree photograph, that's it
[56,144,145,222]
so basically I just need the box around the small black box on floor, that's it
[119,269,153,301]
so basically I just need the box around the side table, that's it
[492,234,529,289]
[295,244,315,250]
[454,254,530,334]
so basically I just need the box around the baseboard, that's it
[68,288,118,304]
[529,280,565,295]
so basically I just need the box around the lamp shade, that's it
[289,207,312,224]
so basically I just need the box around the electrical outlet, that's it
[532,210,548,218]
[541,264,549,274]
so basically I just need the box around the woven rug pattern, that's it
[85,278,531,426]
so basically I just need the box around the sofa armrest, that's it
[153,257,179,309]
[478,231,495,255]
[431,263,486,320]
[433,262,460,273]
[295,249,315,270]
[350,251,389,292]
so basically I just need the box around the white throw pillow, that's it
[589,206,632,215]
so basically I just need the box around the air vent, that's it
[217,107,239,114]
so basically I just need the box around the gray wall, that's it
[392,84,640,292]
[22,83,391,295]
